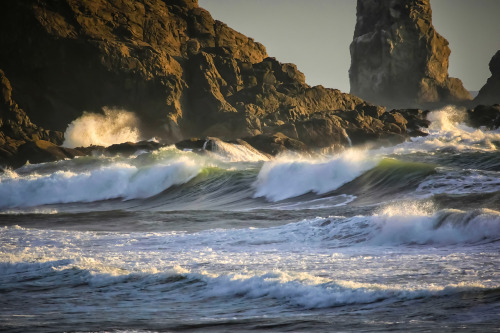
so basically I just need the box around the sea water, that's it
[1,106,500,332]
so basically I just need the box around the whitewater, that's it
[1,106,500,332]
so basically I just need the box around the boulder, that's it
[104,140,164,156]
[12,140,84,168]
[243,133,308,156]
[349,0,471,108]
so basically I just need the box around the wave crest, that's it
[253,149,378,201]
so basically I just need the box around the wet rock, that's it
[175,138,207,151]
[243,133,308,156]
[104,140,164,156]
[467,104,500,129]
[12,140,85,168]
[395,109,431,131]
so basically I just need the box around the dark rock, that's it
[104,140,164,156]
[12,140,85,168]
[467,104,500,129]
[474,51,500,105]
[0,69,65,168]
[0,0,268,141]
[175,138,207,151]
[349,0,471,108]
[243,133,308,156]
[394,109,431,131]
[408,129,429,137]
[295,115,349,149]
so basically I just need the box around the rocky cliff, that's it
[0,0,427,167]
[474,50,500,105]
[349,0,471,108]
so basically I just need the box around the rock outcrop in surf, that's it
[349,0,471,108]
[0,0,425,168]
[0,69,83,167]
[474,50,500,105]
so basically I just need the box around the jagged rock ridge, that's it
[0,0,435,167]
[349,0,471,108]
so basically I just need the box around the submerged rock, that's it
[474,51,500,105]
[349,0,471,108]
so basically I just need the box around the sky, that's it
[199,0,500,93]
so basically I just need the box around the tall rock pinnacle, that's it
[349,0,471,108]
[474,50,500,105]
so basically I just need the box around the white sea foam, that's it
[63,108,141,148]
[253,149,378,201]
[369,203,500,245]
[380,105,500,155]
[0,253,494,310]
[416,168,500,196]
[205,138,270,162]
[0,157,200,208]
[201,271,491,309]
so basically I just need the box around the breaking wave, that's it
[63,108,142,148]
[253,149,378,201]
[0,156,200,208]
[0,255,496,311]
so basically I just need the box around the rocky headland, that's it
[0,0,498,168]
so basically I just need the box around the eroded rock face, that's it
[0,0,268,141]
[0,0,381,144]
[0,0,396,146]
[0,0,438,168]
[0,69,65,167]
[349,0,471,108]
[474,51,500,105]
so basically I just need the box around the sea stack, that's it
[474,50,500,105]
[349,0,471,108]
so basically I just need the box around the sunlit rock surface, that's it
[349,0,471,108]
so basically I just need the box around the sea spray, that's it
[383,105,500,155]
[253,149,379,201]
[203,138,270,162]
[63,108,141,148]
[369,202,500,245]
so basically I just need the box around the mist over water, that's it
[63,107,142,148]
[2,106,500,332]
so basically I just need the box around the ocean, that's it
[1,106,500,332]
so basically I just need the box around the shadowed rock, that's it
[474,51,500,105]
